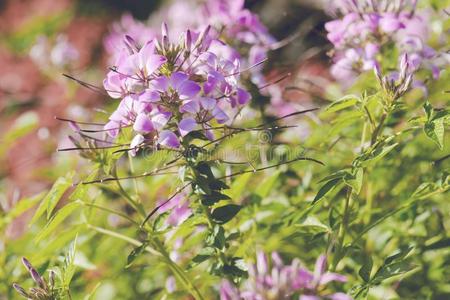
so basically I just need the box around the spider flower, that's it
[325,0,446,84]
[220,252,351,300]
[103,24,251,153]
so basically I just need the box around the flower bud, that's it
[161,22,169,40]
[184,29,192,53]
[30,269,46,289]
[49,270,56,288]
[399,53,409,82]
[194,25,211,50]
[13,283,29,298]
[373,63,382,83]
[124,34,138,54]
[21,257,33,272]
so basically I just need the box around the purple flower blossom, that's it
[325,0,446,85]
[158,194,192,227]
[220,252,351,300]
[102,23,251,153]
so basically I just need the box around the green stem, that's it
[332,187,352,271]
[370,111,387,145]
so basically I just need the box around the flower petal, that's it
[179,117,197,137]
[178,80,201,99]
[180,99,200,114]
[151,111,172,130]
[133,113,154,133]
[158,130,180,148]
[170,72,189,89]
[129,134,145,156]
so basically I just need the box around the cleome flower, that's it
[325,0,446,84]
[102,23,251,154]
[220,252,351,300]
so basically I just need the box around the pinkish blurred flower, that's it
[220,252,351,300]
[325,0,446,86]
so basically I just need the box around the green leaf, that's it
[63,236,77,288]
[195,176,212,195]
[294,216,330,234]
[225,172,252,199]
[211,204,242,224]
[256,171,280,198]
[344,168,364,194]
[30,174,73,225]
[360,143,398,167]
[384,246,413,265]
[424,118,444,150]
[0,111,39,157]
[371,247,415,284]
[35,201,81,243]
[126,242,149,268]
[372,261,414,284]
[189,247,216,268]
[325,95,360,113]
[312,178,342,204]
[359,256,373,283]
[201,191,231,206]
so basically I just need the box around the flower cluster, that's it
[103,24,251,152]
[325,0,442,83]
[13,258,57,300]
[220,252,351,300]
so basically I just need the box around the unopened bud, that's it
[161,22,169,40]
[30,269,46,289]
[401,74,413,93]
[194,25,211,50]
[373,63,382,82]
[13,283,29,298]
[21,257,33,272]
[49,270,56,288]
[162,36,169,54]
[185,29,192,53]
[124,35,138,54]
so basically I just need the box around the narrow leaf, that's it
[312,178,342,204]
[35,201,81,243]
[211,204,242,224]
